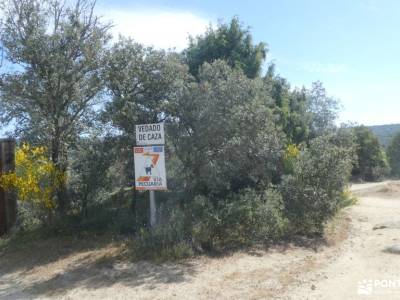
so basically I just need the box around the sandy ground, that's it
[1,181,400,299]
[286,180,400,300]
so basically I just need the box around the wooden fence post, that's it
[0,138,16,236]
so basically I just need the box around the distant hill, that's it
[368,124,400,148]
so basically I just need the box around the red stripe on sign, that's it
[134,147,144,153]
[136,187,168,191]
[137,176,151,182]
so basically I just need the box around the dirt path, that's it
[1,181,400,299]
[287,180,400,299]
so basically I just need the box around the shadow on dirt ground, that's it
[0,233,198,298]
[0,205,351,299]
[23,259,197,297]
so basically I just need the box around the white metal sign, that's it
[135,123,165,145]
[134,146,167,190]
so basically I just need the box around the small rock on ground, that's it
[384,245,400,254]
[373,221,400,230]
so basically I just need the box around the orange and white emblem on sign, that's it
[134,146,167,190]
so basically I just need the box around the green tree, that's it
[184,17,267,78]
[102,38,190,187]
[287,88,311,143]
[169,60,285,199]
[263,66,311,144]
[103,38,190,134]
[387,131,400,177]
[352,126,390,181]
[0,0,110,212]
[281,133,354,234]
[69,135,113,217]
[307,81,340,137]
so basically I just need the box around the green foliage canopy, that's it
[352,126,390,181]
[169,61,285,199]
[0,0,111,211]
[103,38,190,137]
[184,17,267,78]
[387,131,400,177]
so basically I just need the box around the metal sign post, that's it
[149,190,156,227]
[134,123,166,228]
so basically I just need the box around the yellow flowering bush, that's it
[283,144,300,174]
[339,187,358,208]
[0,144,65,211]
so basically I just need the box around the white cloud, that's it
[97,8,211,50]
[361,0,379,12]
[273,57,349,74]
[299,62,349,74]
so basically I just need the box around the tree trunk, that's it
[0,139,16,236]
[82,193,88,218]
[51,136,68,215]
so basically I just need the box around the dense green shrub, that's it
[129,209,193,261]
[352,126,390,181]
[14,202,43,233]
[69,136,114,217]
[281,134,354,234]
[387,131,400,177]
[190,188,288,251]
[169,61,285,199]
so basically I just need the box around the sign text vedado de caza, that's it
[135,123,165,145]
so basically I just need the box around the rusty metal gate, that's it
[0,138,16,236]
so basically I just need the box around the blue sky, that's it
[96,0,400,125]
